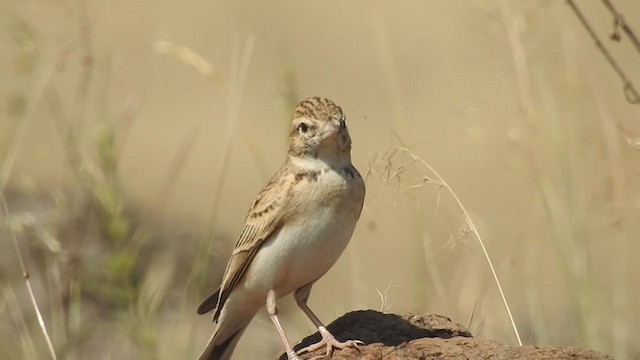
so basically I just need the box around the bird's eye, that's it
[298,123,309,133]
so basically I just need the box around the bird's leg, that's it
[267,289,300,360]
[293,284,363,359]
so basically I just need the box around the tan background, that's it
[1,1,639,359]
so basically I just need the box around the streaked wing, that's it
[198,166,292,320]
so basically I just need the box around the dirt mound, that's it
[279,310,613,360]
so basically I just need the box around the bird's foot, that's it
[296,327,362,359]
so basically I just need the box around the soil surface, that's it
[278,310,614,360]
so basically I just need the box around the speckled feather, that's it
[197,97,350,319]
[197,97,365,360]
[293,97,343,123]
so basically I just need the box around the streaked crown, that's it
[293,97,343,123]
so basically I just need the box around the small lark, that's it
[197,97,366,360]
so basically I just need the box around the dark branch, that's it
[566,0,639,105]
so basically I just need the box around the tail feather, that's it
[197,288,221,315]
[197,305,258,360]
[197,326,247,360]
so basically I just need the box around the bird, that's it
[196,96,366,360]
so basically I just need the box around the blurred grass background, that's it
[1,0,639,359]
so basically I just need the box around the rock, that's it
[278,310,613,360]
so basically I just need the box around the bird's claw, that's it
[297,333,362,359]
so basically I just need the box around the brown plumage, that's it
[197,97,365,360]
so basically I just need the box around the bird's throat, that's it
[289,150,351,172]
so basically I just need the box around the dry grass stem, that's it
[397,147,523,346]
[3,198,58,360]
[375,282,395,313]
[152,40,231,97]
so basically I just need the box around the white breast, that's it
[243,166,364,299]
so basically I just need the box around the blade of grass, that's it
[398,146,522,346]
[3,198,58,360]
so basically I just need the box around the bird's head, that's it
[288,97,352,165]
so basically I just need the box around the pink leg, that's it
[267,289,300,360]
[293,284,362,358]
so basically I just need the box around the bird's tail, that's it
[197,310,257,360]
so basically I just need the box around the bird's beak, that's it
[320,121,340,141]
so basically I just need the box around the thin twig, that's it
[601,0,640,55]
[3,198,58,360]
[566,0,640,104]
